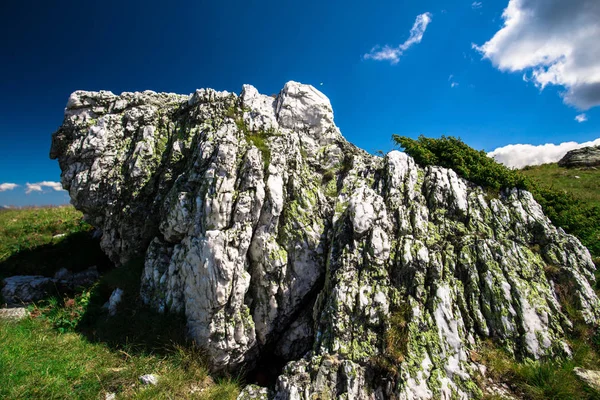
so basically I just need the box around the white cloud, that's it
[472,2,483,9]
[474,0,600,110]
[448,74,459,88]
[364,13,432,64]
[0,183,18,192]
[575,113,588,123]
[25,181,64,194]
[488,138,600,168]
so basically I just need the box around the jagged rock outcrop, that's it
[51,82,600,399]
[558,145,600,168]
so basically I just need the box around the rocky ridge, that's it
[51,82,600,399]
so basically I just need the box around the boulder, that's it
[50,81,600,399]
[1,266,100,305]
[558,145,600,168]
[1,276,55,304]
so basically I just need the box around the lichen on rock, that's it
[51,81,600,399]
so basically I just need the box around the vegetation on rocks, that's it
[0,206,241,399]
[393,135,600,258]
[394,134,600,398]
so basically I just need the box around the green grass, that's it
[0,206,241,399]
[478,338,600,400]
[521,163,600,208]
[0,318,239,399]
[0,206,112,280]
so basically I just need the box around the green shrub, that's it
[33,291,92,333]
[393,135,600,257]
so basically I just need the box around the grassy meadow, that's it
[521,163,600,208]
[0,206,240,399]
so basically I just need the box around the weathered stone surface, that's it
[574,367,600,392]
[0,307,29,320]
[139,374,159,386]
[558,145,600,168]
[238,384,271,400]
[104,288,124,316]
[1,276,55,304]
[51,81,600,399]
[54,266,99,288]
[1,267,100,305]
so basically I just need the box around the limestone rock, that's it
[237,384,271,400]
[51,81,600,399]
[54,266,99,288]
[0,267,100,305]
[1,276,55,304]
[558,145,600,168]
[105,288,124,316]
[0,307,29,320]
[139,374,159,386]
[574,367,600,392]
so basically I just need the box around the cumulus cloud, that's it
[575,113,588,123]
[364,13,432,64]
[474,0,600,110]
[488,138,600,168]
[0,183,19,192]
[472,2,483,9]
[25,181,64,194]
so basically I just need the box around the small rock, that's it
[574,367,600,392]
[105,392,116,400]
[0,307,29,320]
[237,384,271,400]
[53,233,67,240]
[105,288,124,316]
[139,374,158,386]
[575,175,581,179]
[1,275,55,304]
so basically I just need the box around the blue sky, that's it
[1,0,599,206]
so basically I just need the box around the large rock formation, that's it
[558,145,600,168]
[51,82,600,399]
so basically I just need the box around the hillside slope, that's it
[522,163,600,208]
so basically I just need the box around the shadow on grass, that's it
[74,258,192,357]
[0,231,113,280]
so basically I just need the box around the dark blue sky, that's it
[1,0,598,206]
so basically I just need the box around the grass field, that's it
[0,206,112,280]
[0,318,239,399]
[521,163,600,208]
[0,206,240,399]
